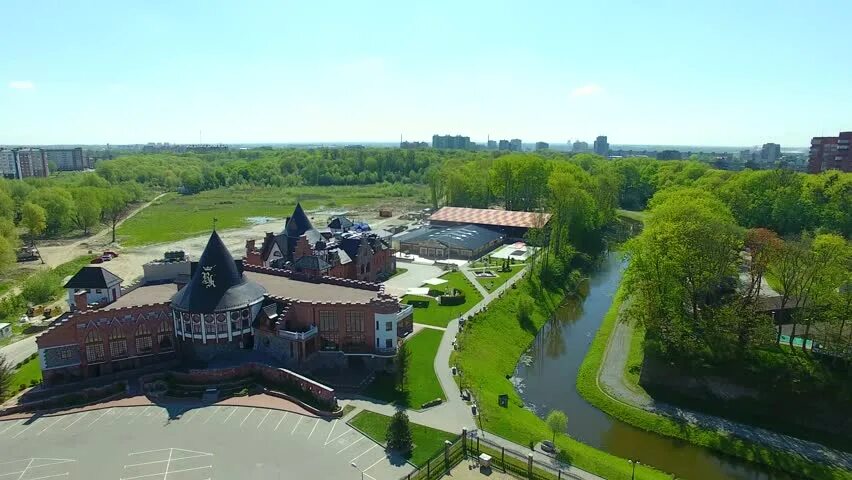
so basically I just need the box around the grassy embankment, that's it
[576,285,852,480]
[116,184,428,246]
[364,328,446,409]
[401,271,482,328]
[9,355,42,392]
[348,410,457,467]
[451,270,668,480]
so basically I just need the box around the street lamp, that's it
[628,459,640,480]
[351,462,364,480]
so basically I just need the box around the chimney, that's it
[246,239,256,252]
[74,290,88,312]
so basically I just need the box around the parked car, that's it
[541,441,556,453]
[100,255,112,262]
[91,257,104,264]
[103,251,119,258]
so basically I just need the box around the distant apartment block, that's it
[572,141,590,153]
[593,136,609,156]
[740,149,754,164]
[809,132,851,173]
[510,139,522,152]
[487,140,497,150]
[400,141,428,149]
[760,143,781,164]
[14,148,50,178]
[432,134,472,150]
[0,149,18,179]
[535,141,549,151]
[498,139,510,151]
[45,147,86,171]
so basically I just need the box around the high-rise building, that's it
[572,141,589,153]
[15,148,49,178]
[740,149,754,164]
[510,139,522,152]
[498,140,510,151]
[0,149,19,179]
[593,136,609,156]
[760,143,781,164]
[535,142,549,151]
[809,132,851,173]
[45,147,86,171]
[432,134,472,150]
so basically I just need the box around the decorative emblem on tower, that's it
[201,265,216,288]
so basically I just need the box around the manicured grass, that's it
[348,410,457,467]
[451,271,668,480]
[623,319,645,394]
[471,264,525,293]
[401,271,483,328]
[363,329,445,409]
[616,209,646,223]
[116,184,427,246]
[763,270,784,294]
[10,356,42,393]
[576,284,851,480]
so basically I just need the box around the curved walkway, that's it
[599,313,852,471]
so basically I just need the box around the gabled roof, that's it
[64,266,123,289]
[293,255,331,272]
[429,206,551,229]
[328,216,353,230]
[260,232,289,261]
[171,230,267,313]
[283,203,314,238]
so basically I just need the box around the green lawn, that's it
[575,285,851,480]
[348,410,457,467]
[386,267,408,280]
[470,264,525,293]
[363,328,445,409]
[116,184,427,246]
[401,271,483,328]
[616,209,647,223]
[763,270,784,294]
[9,356,42,394]
[451,271,669,480]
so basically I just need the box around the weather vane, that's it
[213,217,218,231]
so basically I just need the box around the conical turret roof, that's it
[171,230,266,313]
[283,203,314,237]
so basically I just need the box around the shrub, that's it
[386,410,413,454]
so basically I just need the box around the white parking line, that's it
[307,418,319,439]
[239,408,254,427]
[63,412,89,430]
[324,420,339,445]
[86,408,112,429]
[256,410,271,429]
[290,416,302,434]
[202,406,221,424]
[222,407,237,423]
[181,409,199,423]
[274,412,288,431]
[336,436,363,454]
[350,444,378,463]
[12,421,35,438]
[325,428,353,446]
[37,416,63,436]
[26,473,70,480]
[0,420,20,435]
[128,406,150,424]
[363,455,387,474]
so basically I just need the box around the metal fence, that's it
[401,430,583,480]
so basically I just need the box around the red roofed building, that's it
[428,206,551,237]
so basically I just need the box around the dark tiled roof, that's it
[283,203,314,237]
[293,255,331,272]
[400,224,503,250]
[328,216,353,230]
[171,230,267,313]
[64,266,123,289]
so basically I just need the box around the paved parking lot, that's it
[0,404,411,479]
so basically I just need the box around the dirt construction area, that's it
[0,403,411,480]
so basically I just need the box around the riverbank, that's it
[452,268,668,480]
[578,284,852,480]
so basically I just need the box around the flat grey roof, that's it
[245,271,379,304]
[102,283,177,310]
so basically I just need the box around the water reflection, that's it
[514,253,788,480]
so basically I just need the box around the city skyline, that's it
[2,0,850,146]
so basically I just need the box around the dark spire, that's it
[283,202,314,238]
[171,230,266,312]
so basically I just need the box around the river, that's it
[512,252,789,480]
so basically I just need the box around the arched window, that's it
[158,321,174,351]
[135,324,153,354]
[85,329,105,363]
[109,327,127,358]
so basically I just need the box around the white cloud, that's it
[9,81,35,90]
[571,83,603,97]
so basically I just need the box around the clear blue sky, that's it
[2,0,850,147]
